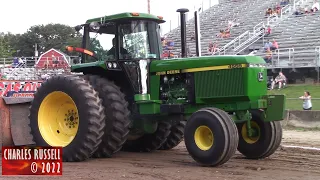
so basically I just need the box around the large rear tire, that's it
[236,110,283,159]
[84,75,130,158]
[184,108,239,167]
[28,75,105,162]
[122,122,171,152]
[159,121,186,150]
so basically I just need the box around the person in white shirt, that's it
[312,0,319,12]
[299,91,312,110]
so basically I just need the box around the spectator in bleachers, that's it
[264,40,273,50]
[265,8,273,16]
[265,26,271,36]
[190,32,195,41]
[275,4,281,15]
[304,6,310,14]
[228,19,240,29]
[263,48,273,63]
[271,72,286,90]
[293,6,305,15]
[208,42,219,55]
[280,0,289,6]
[311,0,319,12]
[270,39,279,50]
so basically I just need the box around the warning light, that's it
[131,13,140,16]
[66,46,73,52]
[157,16,163,20]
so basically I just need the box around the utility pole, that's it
[147,0,150,14]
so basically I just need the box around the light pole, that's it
[147,0,150,14]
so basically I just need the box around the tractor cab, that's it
[69,12,165,95]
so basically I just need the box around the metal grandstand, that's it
[0,56,79,81]
[162,0,320,82]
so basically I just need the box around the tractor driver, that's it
[107,37,129,59]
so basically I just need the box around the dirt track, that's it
[1,129,320,180]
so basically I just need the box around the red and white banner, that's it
[2,146,63,175]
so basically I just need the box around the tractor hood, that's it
[149,55,265,73]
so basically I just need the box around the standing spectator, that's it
[299,91,312,110]
[271,72,286,90]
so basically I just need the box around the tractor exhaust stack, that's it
[177,8,189,58]
[194,10,201,57]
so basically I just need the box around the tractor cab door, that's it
[116,20,162,95]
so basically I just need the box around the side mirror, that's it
[75,25,82,32]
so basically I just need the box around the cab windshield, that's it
[118,20,161,60]
[83,20,161,62]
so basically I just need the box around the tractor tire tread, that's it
[84,75,130,158]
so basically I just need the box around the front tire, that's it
[184,108,239,167]
[236,110,283,159]
[28,75,105,162]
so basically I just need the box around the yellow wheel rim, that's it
[38,91,79,147]
[241,121,261,144]
[194,126,214,151]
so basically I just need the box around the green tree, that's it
[3,23,82,57]
[0,32,15,58]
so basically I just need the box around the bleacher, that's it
[163,0,320,69]
[0,57,75,81]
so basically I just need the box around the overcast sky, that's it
[0,0,219,35]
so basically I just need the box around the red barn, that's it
[35,48,70,69]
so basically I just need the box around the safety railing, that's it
[0,56,78,81]
[218,30,250,55]
[273,48,295,67]
[267,3,293,27]
[235,33,264,54]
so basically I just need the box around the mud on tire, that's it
[28,75,106,162]
[159,121,186,150]
[84,75,131,158]
[122,122,171,152]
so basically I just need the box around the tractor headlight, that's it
[112,62,117,68]
[107,62,112,68]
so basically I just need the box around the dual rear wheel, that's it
[184,108,282,167]
[29,75,130,162]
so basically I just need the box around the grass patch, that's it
[268,84,320,110]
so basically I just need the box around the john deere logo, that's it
[258,72,263,82]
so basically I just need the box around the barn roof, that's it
[35,48,71,66]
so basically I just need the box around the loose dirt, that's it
[1,129,320,180]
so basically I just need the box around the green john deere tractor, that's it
[28,9,285,166]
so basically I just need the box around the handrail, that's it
[218,30,250,55]
[233,22,265,53]
[235,30,264,54]
[274,48,295,67]
[253,22,264,33]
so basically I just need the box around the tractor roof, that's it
[86,12,165,24]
